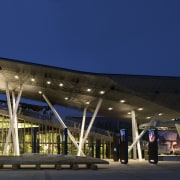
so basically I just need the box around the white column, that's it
[131,110,137,159]
[134,112,142,160]
[80,98,103,151]
[3,82,13,155]
[3,83,23,156]
[77,107,87,156]
[175,124,180,138]
[128,113,159,153]
[42,93,85,156]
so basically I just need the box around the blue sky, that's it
[0,0,180,76]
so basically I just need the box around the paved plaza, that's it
[0,159,180,180]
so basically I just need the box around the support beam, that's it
[175,124,180,138]
[42,93,85,156]
[80,98,103,151]
[77,107,87,156]
[131,110,142,160]
[3,83,23,156]
[131,110,137,159]
[128,113,159,154]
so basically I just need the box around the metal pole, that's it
[77,107,87,156]
[42,93,85,156]
[81,98,103,151]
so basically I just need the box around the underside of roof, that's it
[1,57,180,125]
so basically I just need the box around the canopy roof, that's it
[1,57,180,125]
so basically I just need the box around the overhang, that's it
[1,57,180,125]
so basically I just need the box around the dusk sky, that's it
[0,0,180,76]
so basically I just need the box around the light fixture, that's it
[38,91,42,94]
[31,78,35,82]
[59,83,63,87]
[99,90,105,95]
[86,101,90,105]
[47,81,51,85]
[159,113,163,116]
[108,107,113,111]
[137,108,143,111]
[87,88,92,92]
[14,75,19,79]
[128,112,131,115]
[146,116,151,119]
[120,100,126,103]
[64,97,69,100]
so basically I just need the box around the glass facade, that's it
[0,110,113,158]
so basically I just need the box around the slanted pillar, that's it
[131,110,137,159]
[131,110,142,160]
[128,113,159,156]
[3,83,23,156]
[175,124,180,138]
[77,107,87,156]
[42,93,85,156]
[80,98,103,152]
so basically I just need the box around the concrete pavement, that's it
[0,159,180,180]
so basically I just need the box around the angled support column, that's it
[175,124,180,138]
[80,98,103,151]
[131,110,142,160]
[42,93,85,156]
[3,83,23,156]
[77,107,87,156]
[128,113,159,154]
[131,110,137,159]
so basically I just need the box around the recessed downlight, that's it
[14,75,19,79]
[38,91,42,94]
[87,88,92,92]
[31,78,35,82]
[99,90,105,95]
[120,100,126,103]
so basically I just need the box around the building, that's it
[0,57,180,159]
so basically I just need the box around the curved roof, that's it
[1,57,180,124]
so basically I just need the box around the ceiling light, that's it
[47,81,51,84]
[128,112,131,115]
[108,107,113,111]
[120,100,126,103]
[59,83,63,87]
[137,108,143,111]
[146,116,151,119]
[86,101,90,105]
[14,75,19,79]
[31,78,35,82]
[99,90,105,95]
[64,97,69,100]
[159,113,163,116]
[87,88,92,92]
[38,91,42,94]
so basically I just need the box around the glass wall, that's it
[0,114,112,158]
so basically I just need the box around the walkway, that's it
[0,159,180,180]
